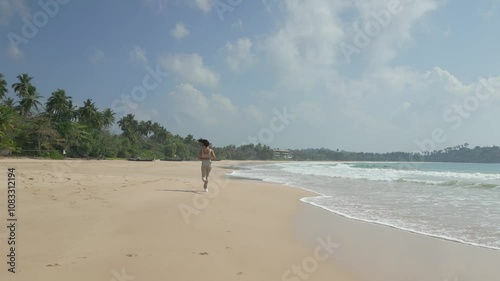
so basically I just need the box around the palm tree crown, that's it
[46,89,72,122]
[78,99,102,129]
[101,108,116,129]
[12,74,42,117]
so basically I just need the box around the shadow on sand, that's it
[155,189,202,194]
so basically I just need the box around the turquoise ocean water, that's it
[230,162,500,250]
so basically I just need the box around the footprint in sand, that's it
[46,263,61,267]
[237,272,245,276]
[199,252,209,255]
[126,254,138,257]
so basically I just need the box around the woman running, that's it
[198,138,216,192]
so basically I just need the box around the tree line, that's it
[291,143,500,163]
[0,73,274,160]
[1,73,498,163]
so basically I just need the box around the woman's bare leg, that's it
[201,166,207,182]
[206,166,212,182]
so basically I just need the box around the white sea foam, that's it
[230,162,500,250]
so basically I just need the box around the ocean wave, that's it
[274,162,500,188]
[393,178,500,189]
[300,195,500,251]
[230,163,500,251]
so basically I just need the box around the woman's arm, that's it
[198,149,202,161]
[211,149,217,161]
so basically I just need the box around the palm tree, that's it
[18,86,43,117]
[2,98,15,108]
[78,99,102,128]
[101,108,116,129]
[12,73,34,99]
[0,105,15,138]
[46,89,72,122]
[117,114,138,139]
[12,74,42,117]
[0,73,7,100]
[138,120,152,137]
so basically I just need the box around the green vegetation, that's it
[291,144,500,163]
[0,73,275,160]
[1,73,498,163]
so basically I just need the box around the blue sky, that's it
[1,0,500,152]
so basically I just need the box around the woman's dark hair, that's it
[197,138,210,147]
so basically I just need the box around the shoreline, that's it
[228,160,500,252]
[229,161,500,281]
[302,196,500,252]
[294,202,500,281]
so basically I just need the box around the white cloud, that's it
[129,46,148,65]
[169,83,211,123]
[143,0,212,13]
[244,104,264,121]
[159,53,220,87]
[89,49,105,64]
[190,0,212,12]
[224,38,254,72]
[168,0,456,151]
[169,83,238,125]
[7,44,24,60]
[170,22,190,40]
[423,67,474,95]
[211,93,238,114]
[260,0,347,93]
[347,0,443,66]
[146,0,500,151]
[259,0,443,78]
[328,66,500,149]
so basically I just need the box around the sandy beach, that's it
[0,159,357,281]
[1,159,499,281]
